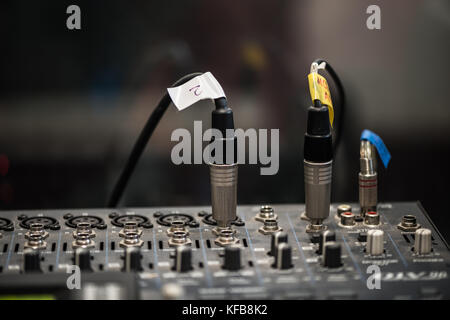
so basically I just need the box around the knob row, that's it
[363,228,432,256]
[22,227,433,273]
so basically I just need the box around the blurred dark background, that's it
[1,1,449,241]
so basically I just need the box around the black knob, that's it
[272,243,293,270]
[123,247,142,272]
[310,233,321,244]
[358,231,368,242]
[173,246,192,272]
[74,248,93,272]
[317,230,336,255]
[269,231,288,256]
[223,246,241,271]
[323,242,342,268]
[23,249,42,273]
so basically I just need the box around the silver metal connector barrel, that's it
[210,163,238,228]
[304,160,332,229]
[359,140,377,216]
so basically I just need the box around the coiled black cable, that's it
[107,72,203,207]
[313,59,346,157]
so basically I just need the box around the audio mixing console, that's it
[0,202,449,299]
[1,66,448,301]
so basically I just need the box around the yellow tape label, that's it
[308,72,334,127]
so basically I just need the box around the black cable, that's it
[107,72,203,208]
[313,59,346,157]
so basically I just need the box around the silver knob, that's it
[366,229,384,256]
[161,283,185,300]
[414,228,432,255]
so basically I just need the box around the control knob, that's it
[173,246,193,272]
[123,247,143,272]
[74,248,93,272]
[23,249,42,273]
[414,228,432,255]
[272,243,292,270]
[366,229,384,256]
[223,246,241,271]
[317,230,336,255]
[322,242,342,268]
[269,231,288,256]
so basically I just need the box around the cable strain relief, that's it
[214,97,228,110]
[306,105,330,136]
[212,101,235,135]
[304,134,333,162]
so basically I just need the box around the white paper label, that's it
[167,72,226,111]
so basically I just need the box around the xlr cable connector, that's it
[209,98,239,236]
[304,101,333,232]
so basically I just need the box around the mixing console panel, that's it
[0,202,449,299]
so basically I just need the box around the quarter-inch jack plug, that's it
[359,140,377,217]
[359,129,391,221]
